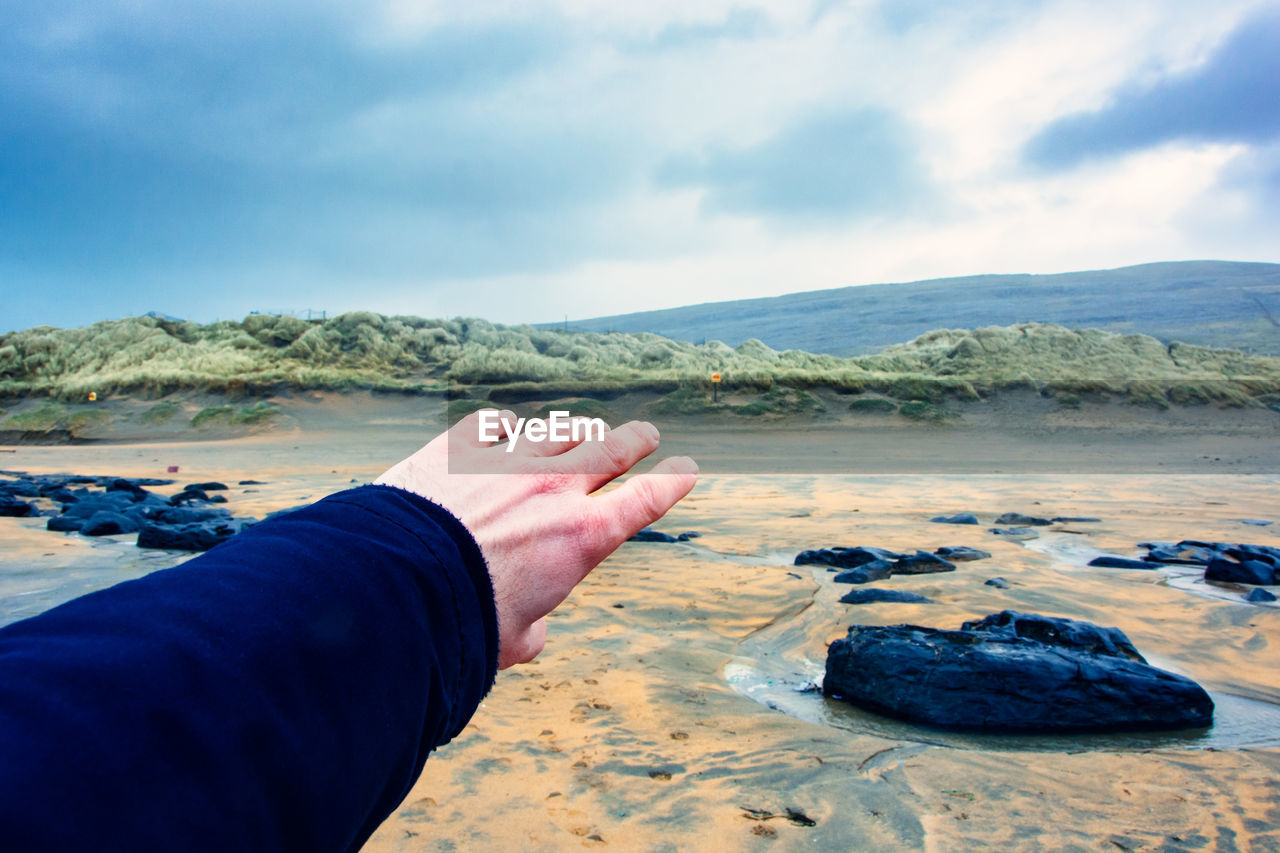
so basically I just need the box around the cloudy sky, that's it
[3,0,1277,331]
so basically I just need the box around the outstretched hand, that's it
[375,410,698,669]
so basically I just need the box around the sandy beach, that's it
[2,397,1278,851]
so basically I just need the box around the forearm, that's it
[0,485,498,853]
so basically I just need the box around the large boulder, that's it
[824,610,1213,733]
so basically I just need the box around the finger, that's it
[499,618,548,669]
[513,416,605,458]
[551,420,661,490]
[593,456,699,551]
[450,408,515,448]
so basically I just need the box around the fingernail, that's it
[668,456,698,475]
[638,421,660,442]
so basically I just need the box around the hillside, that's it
[2,314,1278,421]
[558,261,1280,356]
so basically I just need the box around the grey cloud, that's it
[1025,6,1280,168]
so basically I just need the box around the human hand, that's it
[375,410,698,669]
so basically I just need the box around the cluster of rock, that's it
[1088,540,1280,598]
[933,511,1100,526]
[795,545,989,580]
[932,510,1101,541]
[0,471,257,552]
[824,610,1215,733]
[793,544,994,605]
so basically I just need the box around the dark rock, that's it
[1239,519,1273,526]
[0,481,39,497]
[989,527,1039,540]
[1246,588,1277,603]
[186,481,228,491]
[170,489,210,505]
[140,506,232,525]
[1205,557,1277,586]
[62,494,138,519]
[892,550,956,575]
[105,478,149,501]
[1225,547,1278,567]
[934,546,991,562]
[136,520,248,551]
[795,546,901,569]
[1051,516,1101,523]
[629,528,677,543]
[81,511,141,536]
[0,496,37,517]
[46,516,85,532]
[824,611,1213,732]
[1088,556,1163,570]
[838,589,932,605]
[994,512,1053,526]
[984,577,1010,588]
[833,561,894,584]
[961,611,1146,662]
[930,513,979,525]
[675,531,701,541]
[209,495,228,504]
[238,480,266,485]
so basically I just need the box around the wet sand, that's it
[2,405,1279,851]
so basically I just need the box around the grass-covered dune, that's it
[2,313,1279,416]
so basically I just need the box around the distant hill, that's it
[559,261,1280,356]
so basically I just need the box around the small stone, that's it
[1088,556,1162,570]
[839,589,932,605]
[81,511,140,536]
[891,551,956,575]
[989,527,1040,540]
[1245,588,1276,603]
[984,577,1010,588]
[934,546,991,562]
[931,513,979,525]
[629,528,677,543]
[832,560,894,584]
[994,512,1052,526]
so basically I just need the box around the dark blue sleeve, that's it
[0,485,499,853]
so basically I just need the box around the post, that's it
[711,372,721,403]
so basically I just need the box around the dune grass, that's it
[2,314,1279,410]
[1,402,112,437]
[139,400,181,424]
